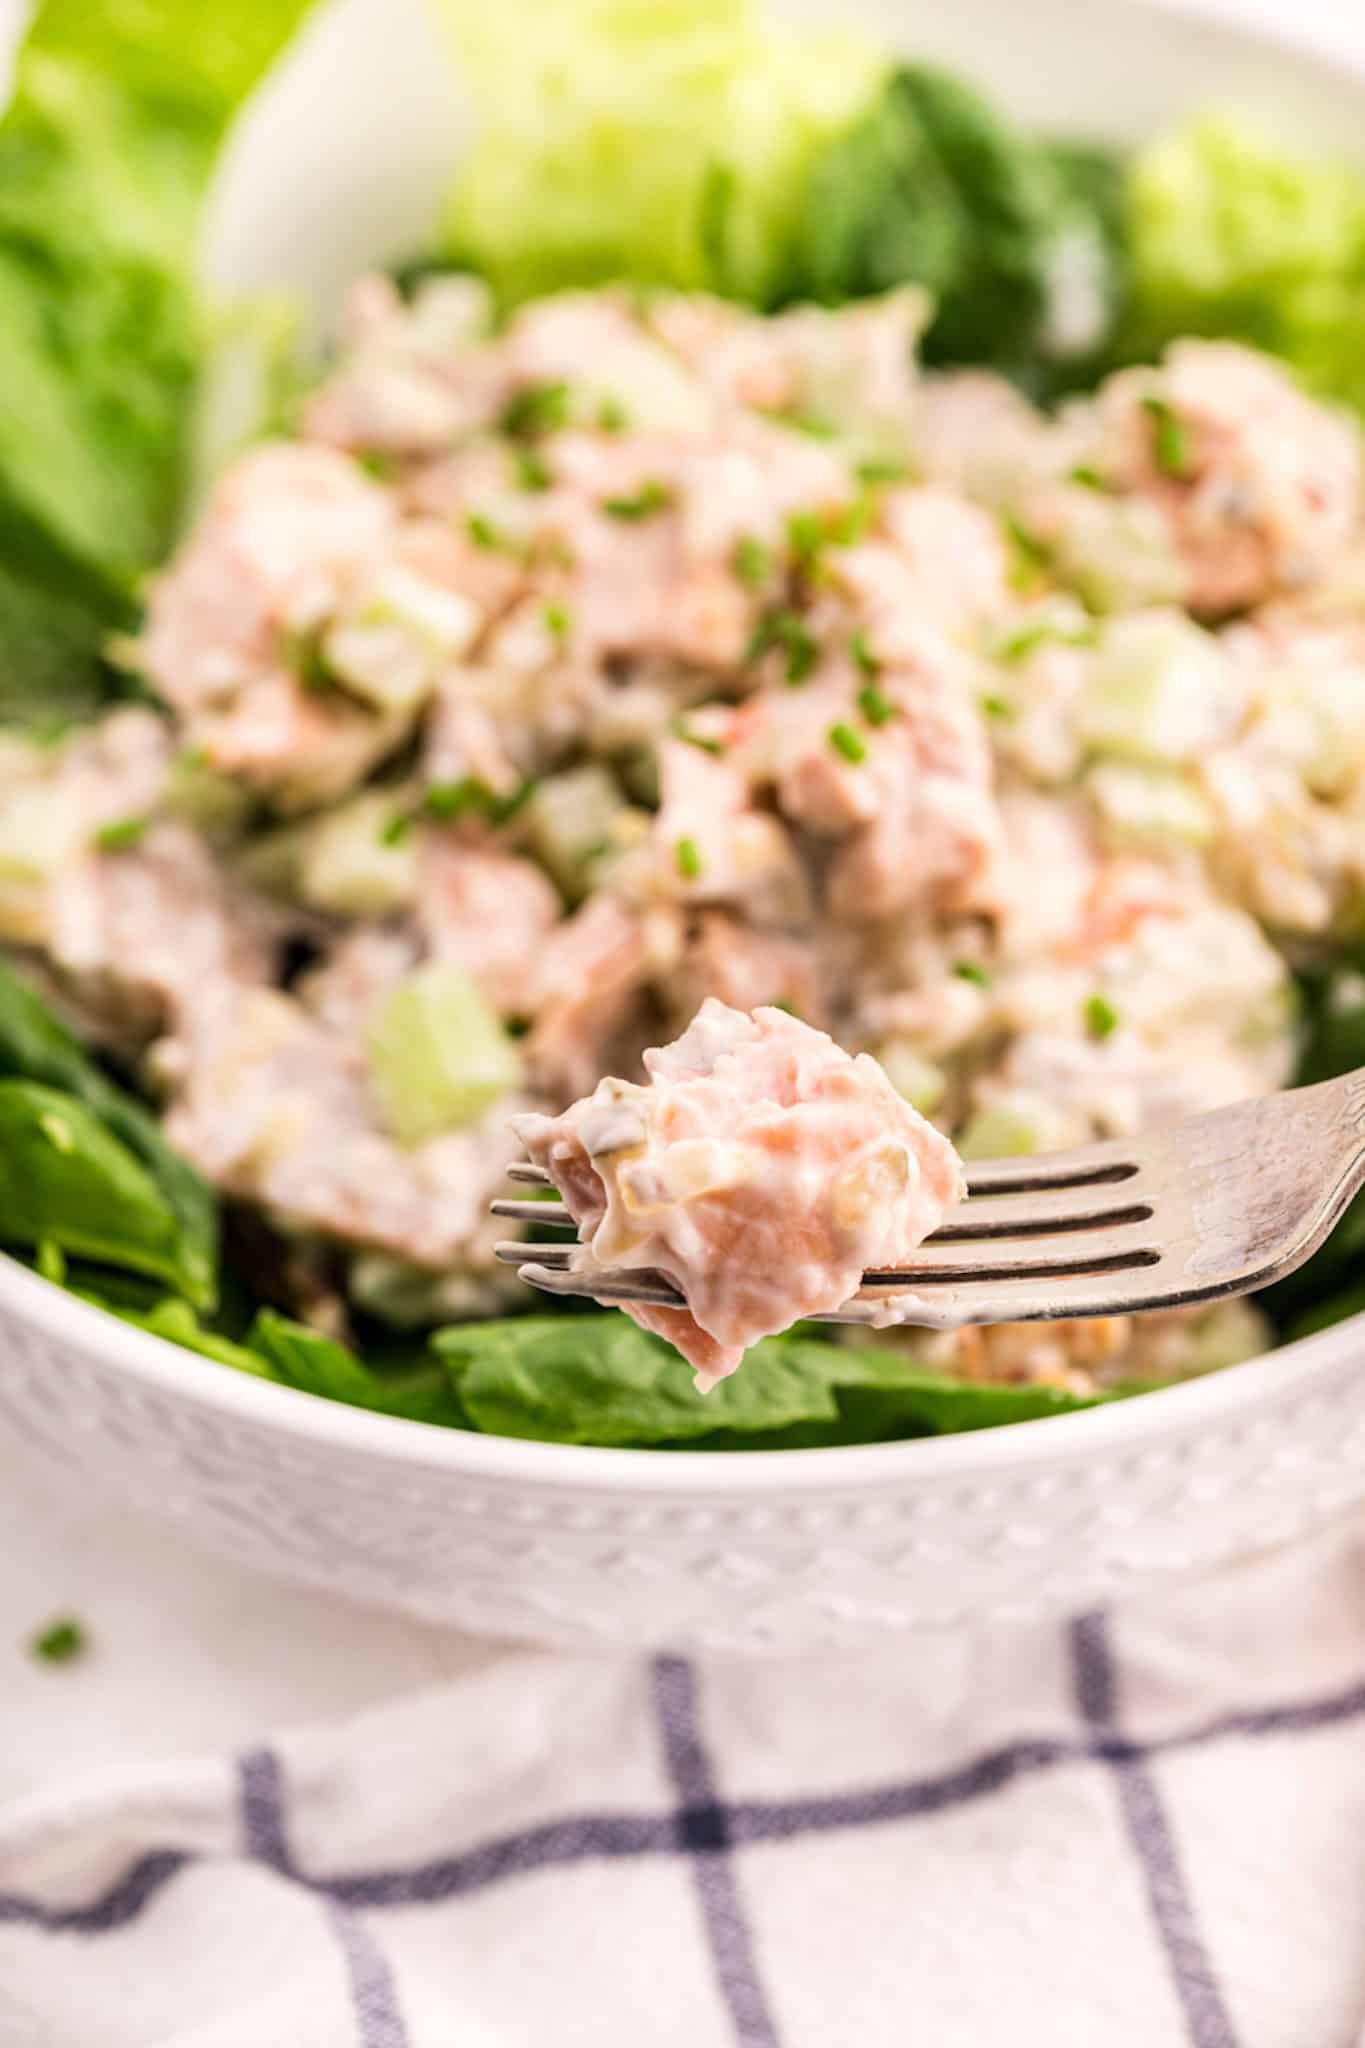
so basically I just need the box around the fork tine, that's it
[507,1162,551,1184]
[491,1198,573,1225]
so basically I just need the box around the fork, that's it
[492,1069,1365,1331]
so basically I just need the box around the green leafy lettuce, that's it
[435,0,886,306]
[0,0,313,727]
[790,68,1123,371]
[1122,114,1365,411]
[1262,969,1365,1340]
[434,1314,1116,1448]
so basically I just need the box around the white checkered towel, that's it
[2,1524,1364,2048]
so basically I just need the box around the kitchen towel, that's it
[2,1519,1364,2048]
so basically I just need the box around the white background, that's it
[3,0,1363,1804]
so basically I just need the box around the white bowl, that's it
[2,0,1363,1653]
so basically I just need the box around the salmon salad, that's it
[2,0,1363,1445]
[2,274,1361,1406]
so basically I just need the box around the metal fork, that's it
[492,1069,1365,1330]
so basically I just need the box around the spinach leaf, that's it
[433,1314,1115,1447]
[0,961,216,1305]
[0,1079,198,1295]
[1262,970,1365,1335]
[248,1309,469,1427]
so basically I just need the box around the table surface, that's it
[4,0,1363,1805]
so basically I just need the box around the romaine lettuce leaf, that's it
[435,0,885,306]
[0,0,314,725]
[1122,114,1365,411]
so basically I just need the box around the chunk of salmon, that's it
[515,999,965,1387]
[163,986,520,1269]
[47,823,280,1047]
[301,275,501,458]
[1096,343,1360,616]
[417,840,562,1015]
[525,894,660,1101]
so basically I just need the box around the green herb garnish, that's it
[674,835,704,880]
[734,534,771,590]
[603,480,672,521]
[828,721,867,765]
[1085,992,1120,1040]
[857,682,894,727]
[1141,395,1192,479]
[596,395,629,433]
[543,601,572,643]
[31,1617,86,1665]
[516,448,552,492]
[849,630,879,678]
[465,510,505,551]
[500,380,572,437]
[94,816,147,853]
[953,960,991,989]
[379,809,412,847]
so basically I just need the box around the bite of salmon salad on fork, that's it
[0,0,1362,1449]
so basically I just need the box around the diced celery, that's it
[523,765,625,900]
[365,963,522,1146]
[1051,497,1184,615]
[324,569,481,716]
[958,1095,1071,1161]
[164,753,253,842]
[875,1041,947,1115]
[1077,613,1232,764]
[1086,761,1214,848]
[298,793,418,916]
[0,784,85,883]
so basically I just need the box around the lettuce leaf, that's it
[433,1313,1114,1446]
[0,960,217,1306]
[1123,114,1365,411]
[1262,969,1365,1337]
[791,67,1120,370]
[435,0,885,306]
[0,0,313,725]
[248,1308,470,1427]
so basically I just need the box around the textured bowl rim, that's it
[2,1246,1356,1493]
[5,0,1362,1497]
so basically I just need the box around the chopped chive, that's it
[828,721,867,765]
[31,1617,86,1665]
[1085,992,1120,1040]
[1067,463,1106,490]
[858,682,894,727]
[792,411,837,439]
[516,448,552,492]
[379,809,412,847]
[176,744,210,771]
[979,692,1015,721]
[283,625,337,693]
[674,835,704,880]
[425,775,533,826]
[543,601,572,643]
[465,510,504,551]
[828,494,873,547]
[500,379,571,438]
[953,960,991,989]
[1004,513,1051,583]
[1141,395,1192,479]
[668,716,723,756]
[603,480,671,521]
[745,609,818,685]
[596,395,629,433]
[786,508,826,563]
[734,534,770,590]
[770,996,799,1016]
[855,456,909,485]
[781,619,818,685]
[355,450,397,482]
[94,815,147,852]
[849,630,879,679]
